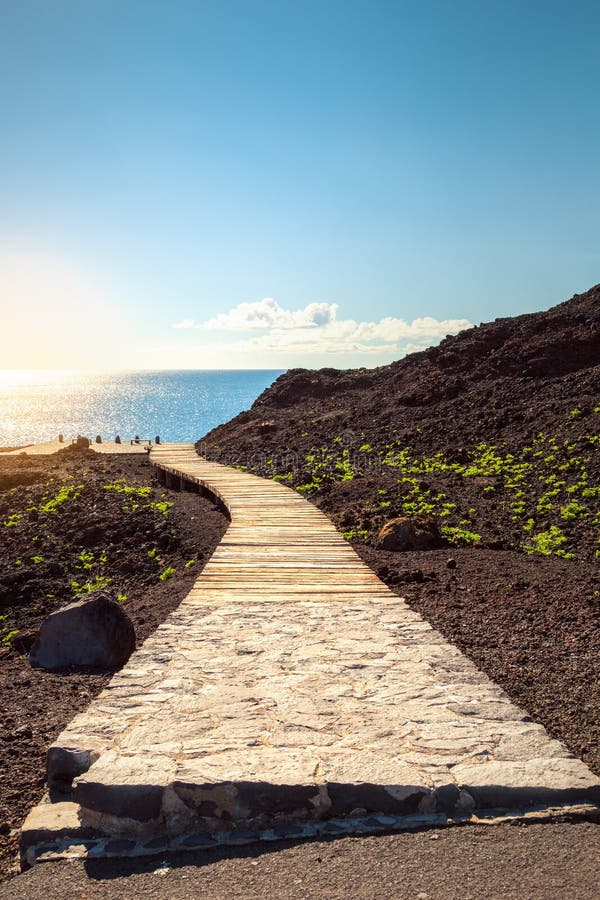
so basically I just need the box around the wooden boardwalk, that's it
[21,444,600,866]
[154,444,392,600]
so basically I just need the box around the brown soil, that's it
[198,285,600,780]
[0,448,228,879]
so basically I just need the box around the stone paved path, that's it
[21,444,600,867]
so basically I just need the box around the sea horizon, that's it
[0,369,284,447]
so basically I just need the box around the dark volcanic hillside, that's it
[199,284,600,461]
[198,286,600,775]
[198,285,600,558]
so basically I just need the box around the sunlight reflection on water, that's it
[0,370,283,445]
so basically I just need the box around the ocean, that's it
[0,370,284,447]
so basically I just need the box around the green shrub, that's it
[523,525,573,558]
[159,566,175,581]
[4,514,22,527]
[40,484,84,513]
[71,575,112,595]
[341,529,369,541]
[560,500,587,521]
[441,526,481,545]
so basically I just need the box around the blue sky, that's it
[1,0,599,369]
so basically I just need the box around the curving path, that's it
[21,444,600,867]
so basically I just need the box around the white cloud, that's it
[201,297,339,331]
[172,297,473,358]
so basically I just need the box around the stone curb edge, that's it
[22,801,600,869]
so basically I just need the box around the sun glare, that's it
[0,244,127,370]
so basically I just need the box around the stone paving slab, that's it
[20,444,600,866]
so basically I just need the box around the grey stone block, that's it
[30,594,135,670]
